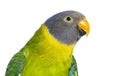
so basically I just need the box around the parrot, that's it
[5,10,90,76]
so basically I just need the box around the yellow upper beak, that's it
[78,18,90,36]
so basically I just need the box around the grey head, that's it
[45,10,87,45]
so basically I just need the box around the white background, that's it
[0,0,120,76]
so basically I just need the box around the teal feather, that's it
[68,56,78,76]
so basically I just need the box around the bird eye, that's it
[64,16,73,23]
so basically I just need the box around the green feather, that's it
[68,56,78,76]
[5,49,26,76]
[5,25,78,76]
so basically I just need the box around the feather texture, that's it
[5,49,26,76]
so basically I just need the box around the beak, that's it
[78,18,90,36]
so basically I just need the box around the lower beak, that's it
[78,18,90,36]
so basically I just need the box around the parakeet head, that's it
[45,11,90,45]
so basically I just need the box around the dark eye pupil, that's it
[66,17,71,21]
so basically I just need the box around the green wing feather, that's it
[5,49,78,76]
[5,49,26,76]
[68,55,78,76]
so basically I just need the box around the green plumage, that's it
[5,51,78,76]
[5,10,89,76]
[5,49,26,76]
[68,56,78,76]
[5,25,78,76]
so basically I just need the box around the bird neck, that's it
[24,24,75,60]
